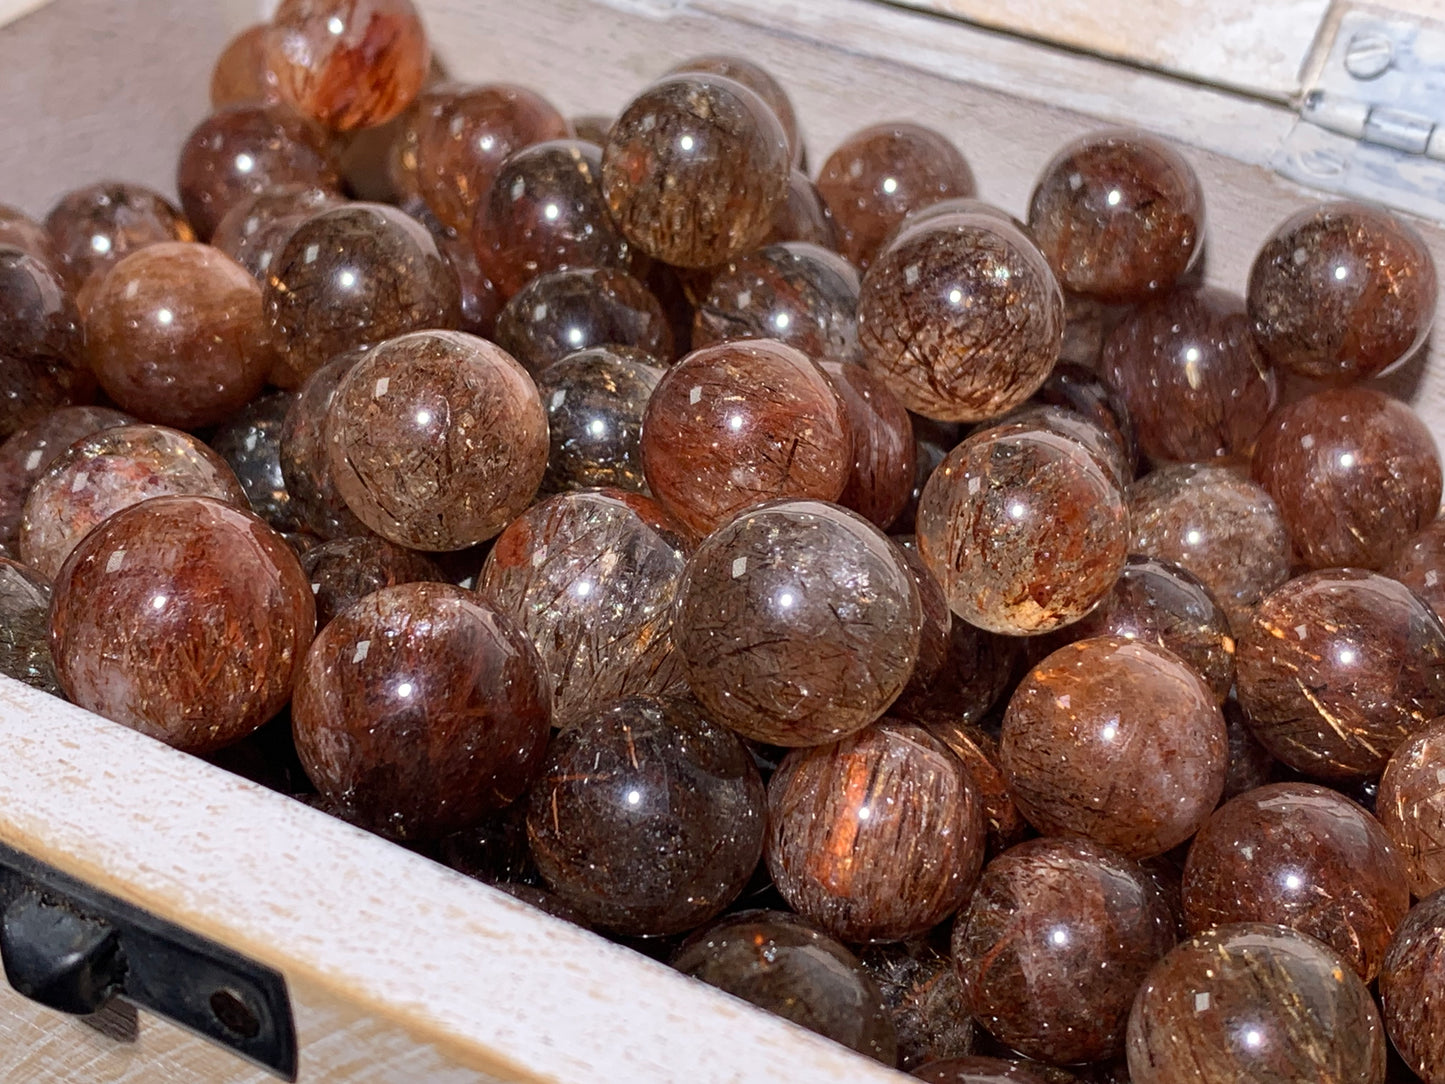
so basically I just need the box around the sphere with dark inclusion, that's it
[676,500,921,746]
[525,695,765,937]
[1251,388,1441,572]
[917,423,1128,636]
[20,424,249,580]
[44,182,194,293]
[953,837,1177,1065]
[601,73,791,269]
[1379,719,1445,898]
[471,139,635,299]
[858,941,975,1071]
[209,391,301,532]
[0,406,132,548]
[299,535,442,629]
[693,242,861,364]
[293,582,549,840]
[766,720,985,942]
[1381,890,1445,1084]
[1182,782,1410,982]
[0,246,83,369]
[911,1057,1060,1083]
[325,330,548,550]
[1000,636,1228,859]
[477,490,688,724]
[210,184,343,283]
[263,203,461,387]
[534,346,664,494]
[0,558,60,695]
[1027,130,1204,304]
[1234,569,1445,781]
[50,496,315,753]
[823,362,916,531]
[673,910,897,1064]
[816,122,976,269]
[640,340,853,538]
[1390,518,1445,625]
[1125,923,1387,1084]
[1248,201,1436,384]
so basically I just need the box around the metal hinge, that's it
[1275,6,1445,222]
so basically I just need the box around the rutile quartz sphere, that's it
[263,203,461,387]
[925,717,1030,857]
[1000,636,1228,859]
[1390,518,1445,625]
[1028,130,1204,304]
[916,423,1128,635]
[209,23,280,109]
[470,138,633,298]
[1379,719,1445,898]
[675,500,921,747]
[0,355,94,444]
[858,941,975,1070]
[0,204,57,264]
[175,105,343,240]
[325,330,548,550]
[0,246,83,369]
[478,490,688,724]
[1380,890,1445,1084]
[1101,285,1277,464]
[824,361,915,530]
[993,402,1131,490]
[265,0,431,132]
[640,340,853,537]
[766,720,985,942]
[19,424,248,580]
[816,122,976,269]
[209,391,300,532]
[1251,387,1441,572]
[44,182,194,293]
[85,242,272,428]
[1125,923,1387,1084]
[525,695,765,937]
[1248,201,1436,384]
[911,1058,1059,1084]
[0,558,60,695]
[693,242,861,365]
[891,538,953,704]
[493,266,673,376]
[433,228,503,340]
[1035,360,1139,478]
[1234,569,1445,781]
[50,496,315,753]
[953,837,1177,1064]
[210,184,343,283]
[293,582,549,840]
[1223,698,1276,801]
[278,349,370,539]
[601,73,791,269]
[770,169,842,250]
[534,347,664,495]
[859,213,1064,423]
[673,910,897,1064]
[669,55,802,166]
[1126,462,1290,629]
[299,535,442,629]
[1182,782,1410,982]
[0,405,132,548]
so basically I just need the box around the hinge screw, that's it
[1344,32,1394,79]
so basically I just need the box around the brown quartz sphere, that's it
[434,228,502,339]
[912,1057,1060,1084]
[210,24,280,108]
[278,349,370,539]
[916,423,1128,636]
[1380,891,1445,1084]
[1035,361,1139,478]
[675,500,921,747]
[1027,130,1204,304]
[263,203,461,386]
[176,105,343,240]
[0,558,60,695]
[858,213,1065,423]
[0,405,132,547]
[19,424,248,580]
[769,170,842,250]
[525,695,765,937]
[493,266,672,376]
[694,242,861,365]
[293,582,549,840]
[50,495,314,753]
[1248,202,1436,384]
[1127,463,1291,628]
[1391,519,1445,624]
[926,717,1030,856]
[1000,637,1228,859]
[299,535,442,629]
[993,402,1131,490]
[823,361,916,530]
[85,242,272,428]
[209,390,300,531]
[470,139,634,298]
[1251,388,1442,572]
[478,490,688,724]
[601,73,791,269]
[954,837,1177,1064]
[1379,720,1445,897]
[766,720,986,942]
[669,55,802,166]
[858,941,975,1070]
[534,347,664,494]
[673,910,897,1064]
[0,204,57,264]
[1182,782,1410,982]
[1126,923,1386,1084]
[891,537,954,702]
[0,356,94,444]
[0,246,83,369]
[817,122,976,269]
[265,0,431,132]
[1101,286,1277,464]
[210,184,343,282]
[44,182,194,294]
[1234,569,1445,781]
[325,330,547,550]
[640,340,852,537]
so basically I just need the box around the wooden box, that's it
[0,0,1442,1080]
